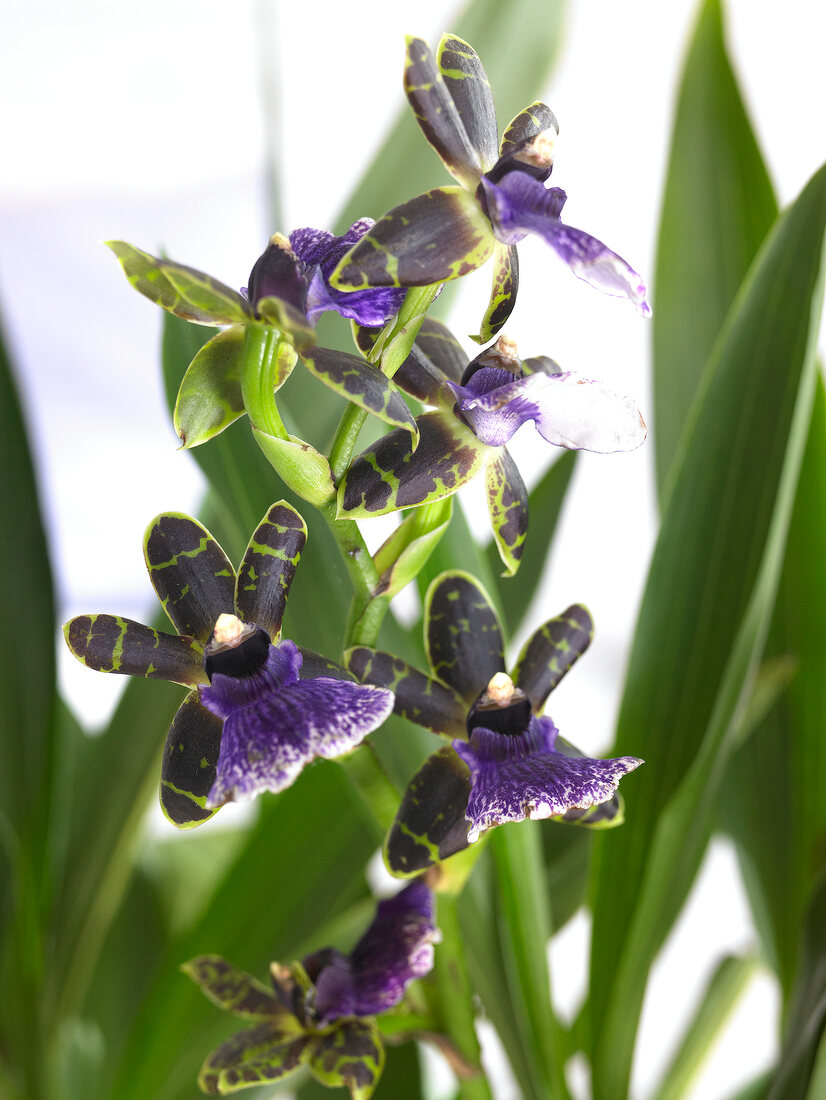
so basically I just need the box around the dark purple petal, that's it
[480,172,651,315]
[454,715,642,842]
[449,370,647,452]
[290,220,405,326]
[247,235,309,313]
[201,640,393,807]
[312,881,439,1023]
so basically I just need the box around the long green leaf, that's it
[588,162,826,1098]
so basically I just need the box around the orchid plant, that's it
[6,6,826,1100]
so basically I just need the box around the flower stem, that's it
[239,325,289,438]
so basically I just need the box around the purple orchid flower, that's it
[331,34,650,342]
[346,573,643,876]
[63,503,393,829]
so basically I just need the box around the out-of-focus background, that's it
[1,1,824,1096]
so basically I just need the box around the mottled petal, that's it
[299,346,418,437]
[425,571,505,703]
[437,34,499,173]
[63,614,204,686]
[473,242,519,343]
[234,502,307,641]
[337,410,488,518]
[144,513,236,641]
[345,647,466,738]
[160,691,223,828]
[305,1018,384,1100]
[480,172,651,315]
[198,1026,309,1095]
[498,102,559,163]
[182,955,289,1020]
[330,187,494,290]
[201,641,393,807]
[454,716,642,842]
[385,747,471,876]
[485,448,528,576]
[512,604,593,711]
[451,370,647,453]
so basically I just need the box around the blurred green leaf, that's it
[588,159,826,1099]
[652,0,776,496]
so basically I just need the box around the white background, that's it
[2,1,825,1096]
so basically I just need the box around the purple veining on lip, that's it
[480,171,651,316]
[454,715,642,842]
[201,639,394,808]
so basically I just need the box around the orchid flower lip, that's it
[204,618,271,682]
[466,673,532,737]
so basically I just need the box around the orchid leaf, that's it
[588,158,826,1099]
[345,647,466,738]
[299,346,418,437]
[306,1018,384,1100]
[485,447,528,575]
[372,497,454,600]
[512,604,593,713]
[106,241,250,326]
[63,614,205,687]
[144,513,236,641]
[330,187,494,291]
[403,36,490,191]
[338,411,488,519]
[234,501,307,640]
[425,571,505,704]
[384,747,472,876]
[436,34,499,176]
[159,691,223,830]
[473,242,519,343]
[173,326,246,448]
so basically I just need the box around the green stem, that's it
[240,325,288,438]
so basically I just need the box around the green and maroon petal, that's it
[472,242,519,344]
[298,347,418,437]
[384,747,471,876]
[521,353,563,376]
[404,37,487,190]
[63,614,204,686]
[160,691,224,828]
[437,34,499,174]
[511,604,593,711]
[394,318,469,406]
[106,241,251,326]
[306,1018,384,1100]
[485,447,528,576]
[425,571,505,703]
[182,955,290,1021]
[173,325,246,448]
[329,188,494,290]
[297,647,355,682]
[338,411,487,518]
[144,514,236,641]
[197,1025,309,1094]
[234,502,307,641]
[345,647,466,738]
[498,101,559,160]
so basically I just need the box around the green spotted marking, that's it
[330,188,494,291]
[338,410,487,518]
[63,613,205,686]
[345,647,465,737]
[160,692,223,828]
[106,240,250,326]
[299,346,418,437]
[473,242,519,343]
[174,325,246,448]
[425,571,505,703]
[485,447,528,576]
[145,514,236,641]
[499,101,559,159]
[307,1018,384,1100]
[512,604,594,712]
[384,747,471,876]
[235,502,307,639]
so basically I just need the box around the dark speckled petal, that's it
[512,605,593,711]
[330,188,494,290]
[144,513,236,642]
[345,647,466,738]
[234,502,306,640]
[305,1018,384,1098]
[499,102,559,161]
[299,347,418,437]
[425,571,504,702]
[454,716,642,842]
[486,448,528,576]
[197,1027,308,1095]
[480,172,651,315]
[473,242,519,343]
[160,691,224,828]
[394,318,469,407]
[437,34,499,173]
[312,881,438,1022]
[63,614,205,686]
[338,410,488,518]
[201,641,393,807]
